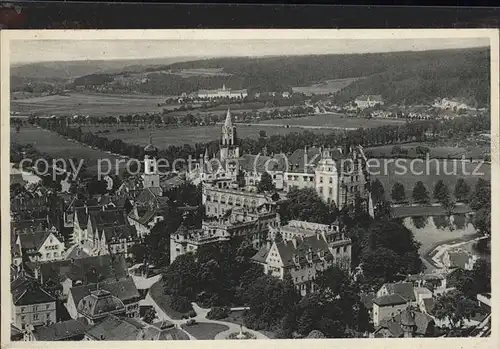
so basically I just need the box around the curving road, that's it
[144,292,268,340]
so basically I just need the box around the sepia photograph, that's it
[1,29,497,346]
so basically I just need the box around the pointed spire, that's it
[204,148,209,159]
[224,108,232,128]
[149,132,153,146]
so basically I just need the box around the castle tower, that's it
[220,109,240,163]
[142,135,161,191]
[315,150,339,207]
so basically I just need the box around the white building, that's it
[15,229,66,263]
[354,95,384,109]
[11,275,57,330]
[196,84,248,99]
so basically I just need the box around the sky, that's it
[10,38,490,64]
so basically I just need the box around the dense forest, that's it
[66,47,490,105]
[332,47,490,107]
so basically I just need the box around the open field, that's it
[80,113,406,147]
[160,68,231,77]
[366,142,487,159]
[11,92,167,117]
[261,113,407,128]
[180,322,229,340]
[81,124,333,147]
[292,77,361,95]
[369,159,490,203]
[166,105,292,118]
[11,126,123,172]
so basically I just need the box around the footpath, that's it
[143,292,268,340]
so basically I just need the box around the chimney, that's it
[34,266,39,280]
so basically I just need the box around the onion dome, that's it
[144,135,158,156]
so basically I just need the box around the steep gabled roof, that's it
[39,254,128,285]
[100,225,138,243]
[383,282,416,302]
[373,294,408,306]
[376,309,434,337]
[11,276,55,306]
[89,209,129,231]
[17,231,52,252]
[275,234,336,267]
[251,245,270,264]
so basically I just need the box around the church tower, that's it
[142,136,161,192]
[220,109,240,163]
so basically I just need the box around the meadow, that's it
[11,126,123,172]
[291,77,361,95]
[11,92,167,117]
[365,142,487,159]
[80,113,406,147]
[81,124,333,147]
[261,113,406,128]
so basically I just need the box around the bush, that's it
[186,319,196,326]
[143,309,156,324]
[207,306,230,320]
[169,295,192,313]
[188,310,197,318]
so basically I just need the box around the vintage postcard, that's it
[0,29,498,349]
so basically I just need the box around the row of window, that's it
[206,195,259,207]
[20,304,52,313]
[20,312,52,321]
[287,175,314,182]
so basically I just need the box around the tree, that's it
[370,179,385,204]
[433,180,450,204]
[307,330,326,338]
[469,179,491,235]
[374,200,392,221]
[442,196,456,216]
[454,178,470,203]
[391,182,406,203]
[361,247,401,285]
[471,259,491,294]
[279,187,336,224]
[162,253,199,299]
[243,275,294,330]
[412,181,429,204]
[432,290,480,331]
[469,179,490,211]
[256,172,275,193]
[143,308,156,324]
